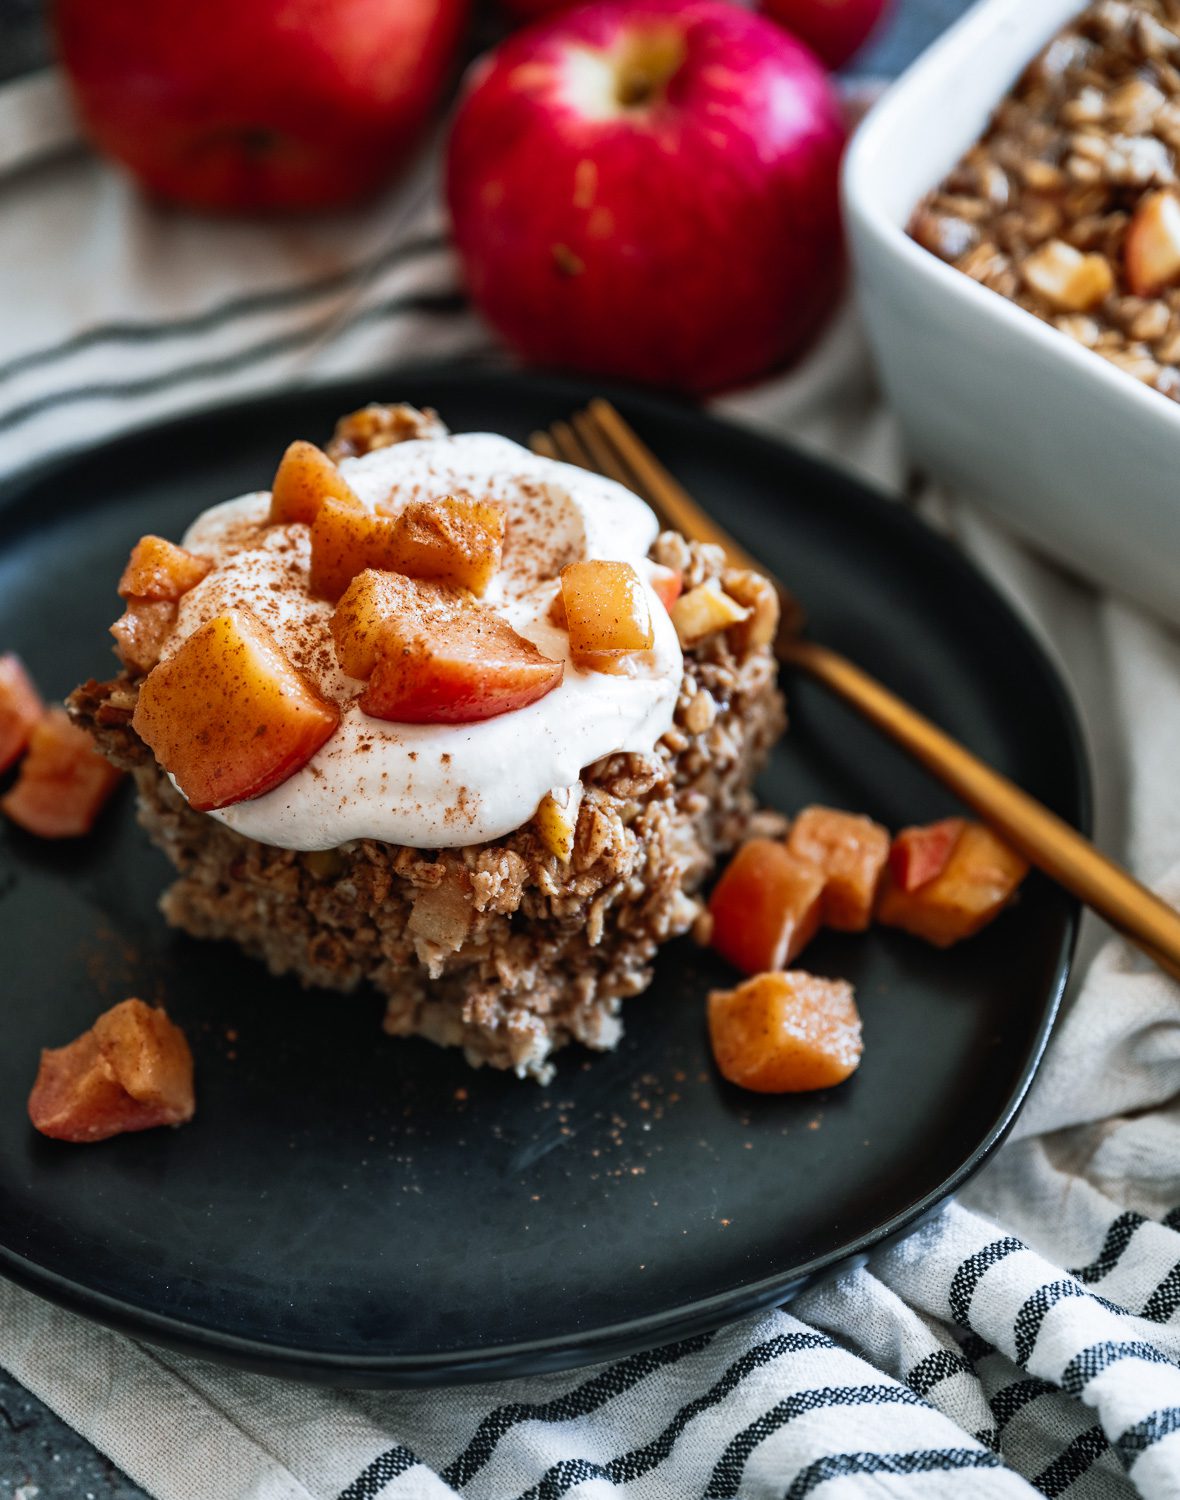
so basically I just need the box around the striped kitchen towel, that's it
[2,69,1180,1500]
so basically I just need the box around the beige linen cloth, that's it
[1,98,1179,1500]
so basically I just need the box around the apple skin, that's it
[53,0,470,213]
[759,0,889,71]
[446,0,845,394]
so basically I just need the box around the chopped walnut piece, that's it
[28,999,194,1143]
[326,403,448,461]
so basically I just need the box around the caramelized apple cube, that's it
[708,971,863,1093]
[331,570,458,679]
[0,652,44,773]
[1125,190,1180,296]
[723,569,781,653]
[708,838,825,975]
[535,782,584,861]
[333,570,563,725]
[787,806,890,932]
[1021,239,1113,312]
[1,708,122,838]
[889,817,966,892]
[110,600,178,675]
[132,610,340,811]
[560,560,654,670]
[877,822,1029,947]
[28,998,194,1143]
[309,495,399,600]
[649,565,683,613]
[670,579,751,648]
[389,494,506,596]
[117,535,211,601]
[268,440,363,525]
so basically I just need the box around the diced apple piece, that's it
[110,600,178,675]
[363,616,562,724]
[708,971,863,1093]
[1021,239,1113,312]
[1125,190,1180,296]
[787,806,890,932]
[649,565,683,613]
[670,579,751,648]
[534,781,584,862]
[332,569,563,725]
[876,822,1029,947]
[268,439,362,525]
[708,838,825,975]
[117,535,211,601]
[28,998,194,1143]
[390,494,506,596]
[560,560,654,671]
[890,817,967,892]
[1,709,122,838]
[131,610,340,812]
[309,495,398,601]
[331,570,459,678]
[723,569,781,653]
[0,653,44,773]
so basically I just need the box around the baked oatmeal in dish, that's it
[910,0,1180,402]
[70,404,783,1082]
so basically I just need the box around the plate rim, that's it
[0,361,1089,1386]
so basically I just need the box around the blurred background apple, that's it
[53,0,470,212]
[759,0,889,69]
[447,0,846,394]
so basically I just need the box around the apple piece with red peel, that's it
[1125,190,1180,297]
[446,0,846,394]
[708,971,862,1093]
[889,816,966,893]
[560,559,654,670]
[2,709,123,838]
[649,565,682,613]
[131,610,340,812]
[111,601,179,676]
[759,0,889,70]
[117,535,211,601]
[28,998,195,1143]
[708,838,826,974]
[332,569,564,724]
[389,494,507,596]
[54,0,470,213]
[786,805,890,932]
[877,822,1029,947]
[0,653,44,773]
[269,441,364,526]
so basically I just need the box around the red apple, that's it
[759,0,889,71]
[53,0,470,213]
[446,0,845,394]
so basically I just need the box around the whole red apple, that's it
[446,0,845,394]
[759,0,889,70]
[54,0,470,213]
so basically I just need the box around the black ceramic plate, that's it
[0,367,1086,1387]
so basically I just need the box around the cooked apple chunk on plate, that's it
[29,998,194,1143]
[708,838,826,975]
[2,707,123,838]
[708,971,863,1094]
[0,652,44,773]
[786,806,890,932]
[878,821,1029,947]
[268,439,363,526]
[117,534,211,601]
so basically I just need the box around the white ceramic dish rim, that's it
[843,0,1180,441]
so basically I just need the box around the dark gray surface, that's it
[0,0,974,1494]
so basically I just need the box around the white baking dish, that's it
[843,0,1180,625]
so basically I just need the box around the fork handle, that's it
[779,636,1180,983]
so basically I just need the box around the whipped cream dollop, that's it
[170,433,683,851]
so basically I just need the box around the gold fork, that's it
[531,398,1180,984]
